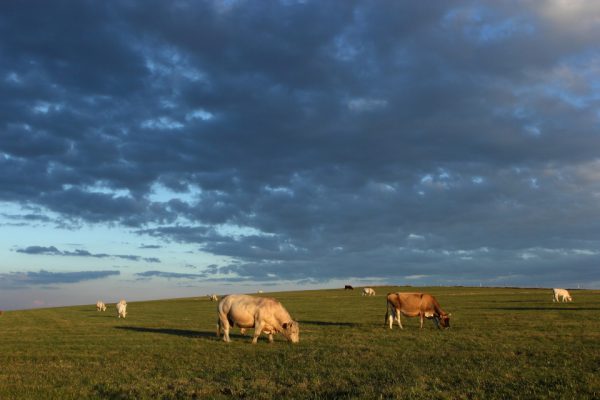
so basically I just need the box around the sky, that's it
[1,1,600,310]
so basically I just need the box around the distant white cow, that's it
[116,299,127,318]
[96,301,106,312]
[217,294,299,344]
[208,294,218,302]
[258,290,264,294]
[362,287,376,296]
[552,288,572,303]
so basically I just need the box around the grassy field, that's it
[1,286,599,399]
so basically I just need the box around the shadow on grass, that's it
[489,307,600,311]
[301,320,358,327]
[114,326,247,339]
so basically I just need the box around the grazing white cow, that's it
[386,292,451,329]
[362,287,376,296]
[208,294,218,302]
[96,301,106,312]
[552,288,572,303]
[116,299,127,318]
[257,290,264,294]
[217,294,299,344]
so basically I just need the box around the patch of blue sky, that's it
[32,101,64,114]
[185,109,214,121]
[443,6,534,45]
[148,182,200,203]
[544,86,589,109]
[524,124,541,137]
[263,185,294,196]
[215,223,274,239]
[141,116,184,130]
[347,97,388,112]
[0,202,150,271]
[5,71,21,83]
[474,17,534,44]
[331,33,360,62]
[68,183,132,198]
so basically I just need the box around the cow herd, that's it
[95,299,127,318]
[92,287,574,344]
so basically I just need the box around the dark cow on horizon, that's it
[344,285,354,290]
[385,292,451,329]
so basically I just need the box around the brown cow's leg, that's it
[419,313,424,329]
[396,310,403,329]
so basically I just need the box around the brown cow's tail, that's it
[384,297,391,326]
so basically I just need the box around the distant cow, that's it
[344,285,354,290]
[96,301,106,312]
[116,299,127,318]
[386,292,450,329]
[217,294,299,344]
[552,288,572,303]
[208,294,218,302]
[362,288,376,296]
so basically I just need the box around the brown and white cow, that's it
[552,288,572,302]
[385,292,450,329]
[217,294,299,344]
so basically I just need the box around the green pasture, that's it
[0,286,599,399]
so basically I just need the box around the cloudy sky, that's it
[1,1,600,310]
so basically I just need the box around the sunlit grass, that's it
[1,286,599,399]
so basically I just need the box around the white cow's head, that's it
[282,321,300,343]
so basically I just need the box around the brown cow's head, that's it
[282,321,300,343]
[437,313,451,329]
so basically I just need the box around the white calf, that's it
[362,287,376,296]
[116,299,127,318]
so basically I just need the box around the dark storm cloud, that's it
[0,269,120,288]
[2,1,600,286]
[16,246,160,263]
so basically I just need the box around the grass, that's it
[1,286,599,399]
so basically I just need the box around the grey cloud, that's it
[0,269,120,288]
[16,246,161,263]
[135,270,207,279]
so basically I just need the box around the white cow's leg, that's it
[396,310,403,329]
[219,317,231,342]
[252,322,264,344]
[268,333,274,343]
